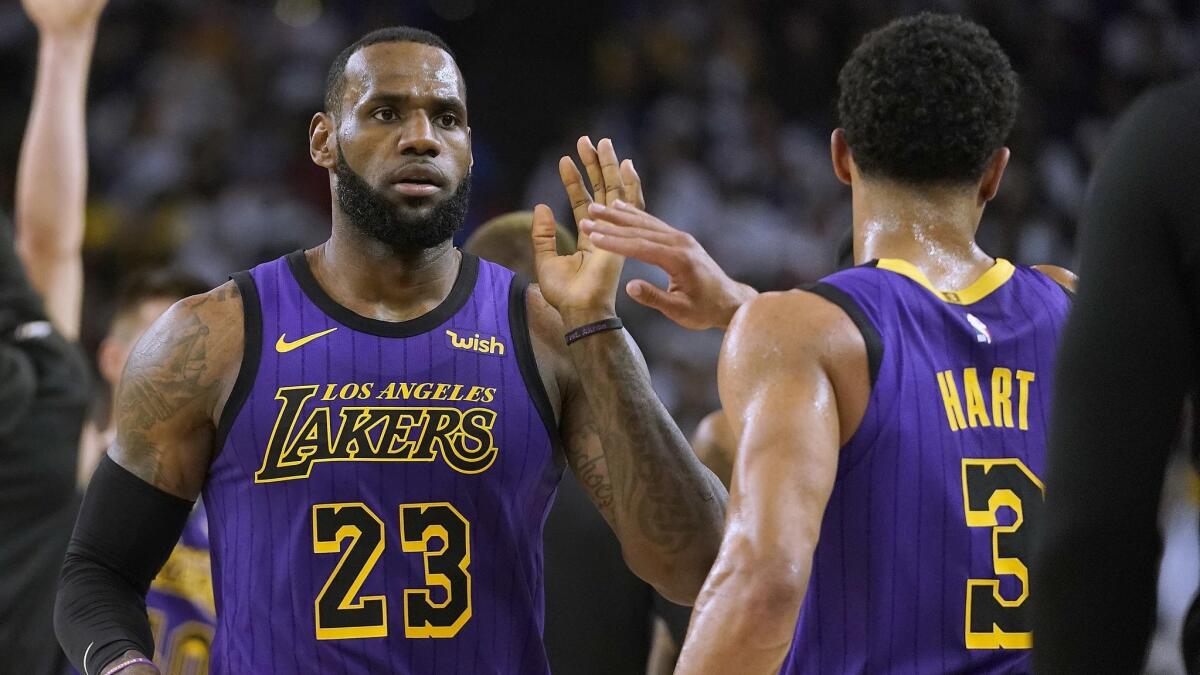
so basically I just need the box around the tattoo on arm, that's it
[566,330,723,557]
[112,284,239,494]
[565,416,615,518]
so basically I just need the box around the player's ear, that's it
[830,129,853,186]
[977,147,1010,204]
[310,112,336,170]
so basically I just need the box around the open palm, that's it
[532,137,645,319]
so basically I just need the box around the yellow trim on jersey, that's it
[876,258,1015,305]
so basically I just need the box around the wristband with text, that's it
[564,317,624,345]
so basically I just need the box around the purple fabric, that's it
[203,253,559,674]
[781,263,1069,674]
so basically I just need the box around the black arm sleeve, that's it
[55,455,193,675]
[1032,76,1200,673]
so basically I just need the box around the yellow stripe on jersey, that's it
[876,258,1016,305]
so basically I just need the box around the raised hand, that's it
[532,136,642,325]
[21,0,109,33]
[578,202,757,330]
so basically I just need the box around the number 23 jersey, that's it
[204,251,561,674]
[782,259,1071,674]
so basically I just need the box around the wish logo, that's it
[445,329,506,356]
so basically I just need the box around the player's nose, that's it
[397,112,439,157]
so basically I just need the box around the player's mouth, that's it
[389,165,445,198]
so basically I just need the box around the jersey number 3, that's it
[312,502,471,640]
[961,459,1044,649]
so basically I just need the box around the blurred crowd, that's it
[1,0,1197,431]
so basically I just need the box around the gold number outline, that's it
[961,458,1045,649]
[312,502,388,640]
[399,502,473,638]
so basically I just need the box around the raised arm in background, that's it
[15,0,109,341]
[529,137,727,603]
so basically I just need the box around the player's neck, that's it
[307,229,462,322]
[852,188,994,291]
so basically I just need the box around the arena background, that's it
[2,1,1199,671]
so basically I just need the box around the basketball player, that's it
[55,27,725,675]
[1033,75,1200,673]
[14,0,220,671]
[582,13,1075,672]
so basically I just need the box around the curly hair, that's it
[324,26,459,116]
[837,13,1018,184]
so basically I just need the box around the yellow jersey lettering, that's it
[991,368,1013,428]
[937,367,1036,432]
[937,371,967,432]
[256,385,500,482]
[963,368,991,428]
[1016,370,1035,431]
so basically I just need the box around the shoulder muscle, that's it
[719,289,869,447]
[111,281,244,498]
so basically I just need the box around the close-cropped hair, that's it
[837,12,1019,184]
[324,26,458,115]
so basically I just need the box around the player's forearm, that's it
[56,550,156,675]
[15,26,94,330]
[675,550,806,674]
[56,456,192,674]
[562,311,726,603]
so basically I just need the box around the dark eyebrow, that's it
[360,93,467,118]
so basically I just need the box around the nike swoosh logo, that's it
[276,327,338,353]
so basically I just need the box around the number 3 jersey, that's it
[203,251,561,674]
[781,259,1071,675]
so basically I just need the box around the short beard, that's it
[335,151,470,254]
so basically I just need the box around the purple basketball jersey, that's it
[203,251,560,674]
[781,259,1070,674]
[145,505,215,673]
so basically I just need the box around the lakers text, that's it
[255,382,501,482]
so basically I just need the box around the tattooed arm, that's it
[526,284,725,604]
[529,137,724,604]
[109,282,243,496]
[56,282,243,675]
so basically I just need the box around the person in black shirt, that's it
[0,216,91,673]
[2,1,106,671]
[1033,74,1200,673]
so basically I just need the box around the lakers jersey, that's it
[203,251,560,674]
[145,506,215,674]
[781,258,1070,674]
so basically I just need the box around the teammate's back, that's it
[575,13,1075,673]
[783,259,1070,673]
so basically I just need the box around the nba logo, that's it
[966,313,992,344]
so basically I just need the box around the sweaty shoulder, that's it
[721,290,870,445]
[1031,264,1077,293]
